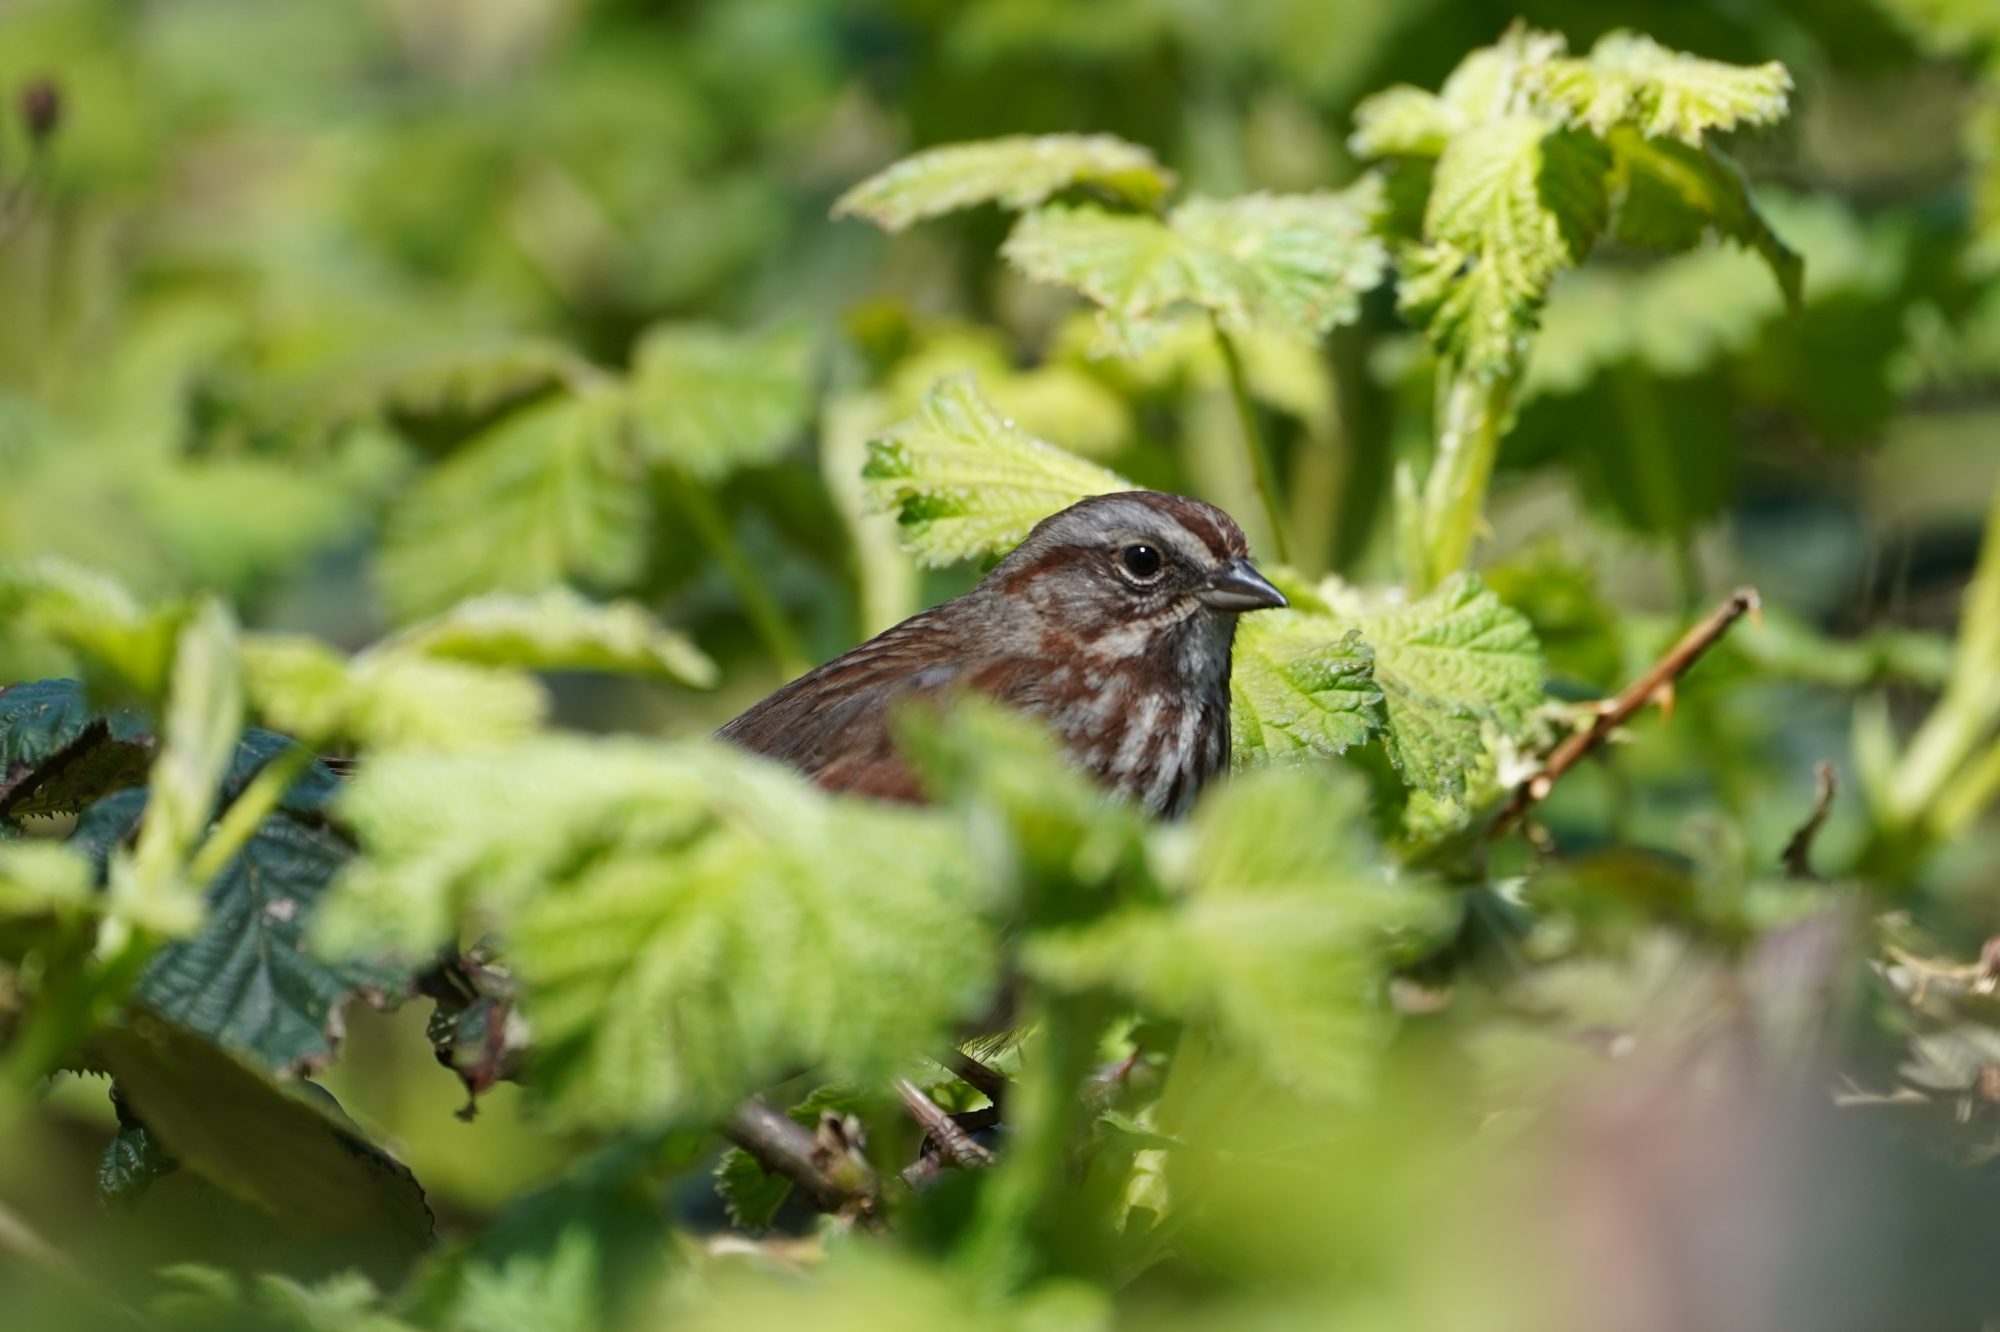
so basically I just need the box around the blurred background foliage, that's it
[4,0,2000,1328]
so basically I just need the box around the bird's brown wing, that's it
[715,609,967,802]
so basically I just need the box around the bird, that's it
[717,491,1286,818]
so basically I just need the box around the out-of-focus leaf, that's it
[378,392,647,621]
[403,1137,672,1332]
[1003,181,1388,354]
[1397,119,1609,379]
[1026,765,1448,1098]
[662,1247,1106,1332]
[243,634,546,752]
[885,327,1132,457]
[381,589,716,689]
[107,601,243,940]
[1349,86,1459,159]
[627,323,816,479]
[1345,574,1543,800]
[1972,96,2000,275]
[152,1267,419,1332]
[1874,0,2000,60]
[1230,614,1381,766]
[0,678,152,820]
[96,1018,432,1255]
[366,336,586,449]
[864,374,1129,566]
[0,560,190,704]
[320,738,994,1126]
[0,841,95,918]
[834,134,1171,231]
[1532,31,1791,145]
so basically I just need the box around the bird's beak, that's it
[1198,558,1288,611]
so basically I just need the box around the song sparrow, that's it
[718,491,1285,817]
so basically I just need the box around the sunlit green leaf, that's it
[864,373,1130,566]
[1026,764,1448,1098]
[1003,181,1388,354]
[382,589,716,689]
[1398,118,1609,377]
[378,392,647,621]
[834,134,1172,231]
[1345,574,1543,800]
[1230,613,1381,766]
[0,560,189,704]
[109,600,244,940]
[626,323,817,479]
[243,635,545,752]
[1534,31,1791,145]
[321,738,995,1125]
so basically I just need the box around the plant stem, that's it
[1211,321,1291,565]
[1491,586,1760,838]
[188,744,311,888]
[675,478,809,680]
[1417,371,1513,592]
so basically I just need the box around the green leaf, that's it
[833,134,1172,231]
[366,336,586,451]
[108,601,244,940]
[0,841,95,918]
[76,735,405,1073]
[626,323,817,479]
[153,1268,420,1332]
[1874,0,2000,59]
[382,589,716,689]
[96,1018,432,1257]
[321,738,995,1126]
[100,1092,177,1207]
[1348,86,1459,159]
[1606,130,1802,308]
[1972,96,2000,276]
[0,678,151,821]
[1398,119,1610,378]
[243,633,547,752]
[402,1136,672,1332]
[1533,31,1791,145]
[0,560,189,704]
[1229,612,1381,767]
[1350,26,1569,161]
[864,373,1130,566]
[378,391,648,621]
[1025,764,1448,1098]
[1002,181,1388,354]
[1346,574,1544,800]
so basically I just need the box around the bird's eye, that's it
[1120,543,1163,580]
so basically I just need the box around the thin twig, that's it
[724,1097,879,1220]
[1780,761,1838,880]
[895,1077,993,1168]
[1492,587,1761,839]
[948,1051,1009,1106]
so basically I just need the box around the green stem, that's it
[676,478,809,679]
[954,991,1113,1293]
[1417,371,1513,592]
[188,744,310,888]
[1212,321,1291,565]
